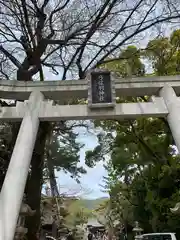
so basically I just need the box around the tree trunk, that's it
[26,122,51,240]
[108,229,113,240]
[46,133,60,197]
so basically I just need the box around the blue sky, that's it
[57,131,109,199]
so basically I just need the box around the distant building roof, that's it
[87,218,104,227]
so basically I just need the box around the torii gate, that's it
[0,70,180,240]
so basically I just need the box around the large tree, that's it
[0,1,180,239]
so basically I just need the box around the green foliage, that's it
[44,122,87,194]
[145,29,180,75]
[103,115,180,235]
[130,162,180,233]
[92,29,180,238]
[65,207,90,227]
[48,129,86,177]
[101,45,145,77]
[64,198,104,227]
[0,122,14,189]
[85,132,113,166]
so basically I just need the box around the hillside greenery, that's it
[62,197,108,228]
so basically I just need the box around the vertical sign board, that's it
[88,70,115,108]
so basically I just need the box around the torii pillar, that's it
[160,85,180,152]
[0,91,44,240]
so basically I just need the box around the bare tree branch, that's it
[0,0,179,81]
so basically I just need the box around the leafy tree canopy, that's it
[92,28,180,238]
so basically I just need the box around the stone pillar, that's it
[132,221,143,240]
[0,91,44,240]
[159,85,180,152]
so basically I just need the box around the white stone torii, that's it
[0,74,180,240]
